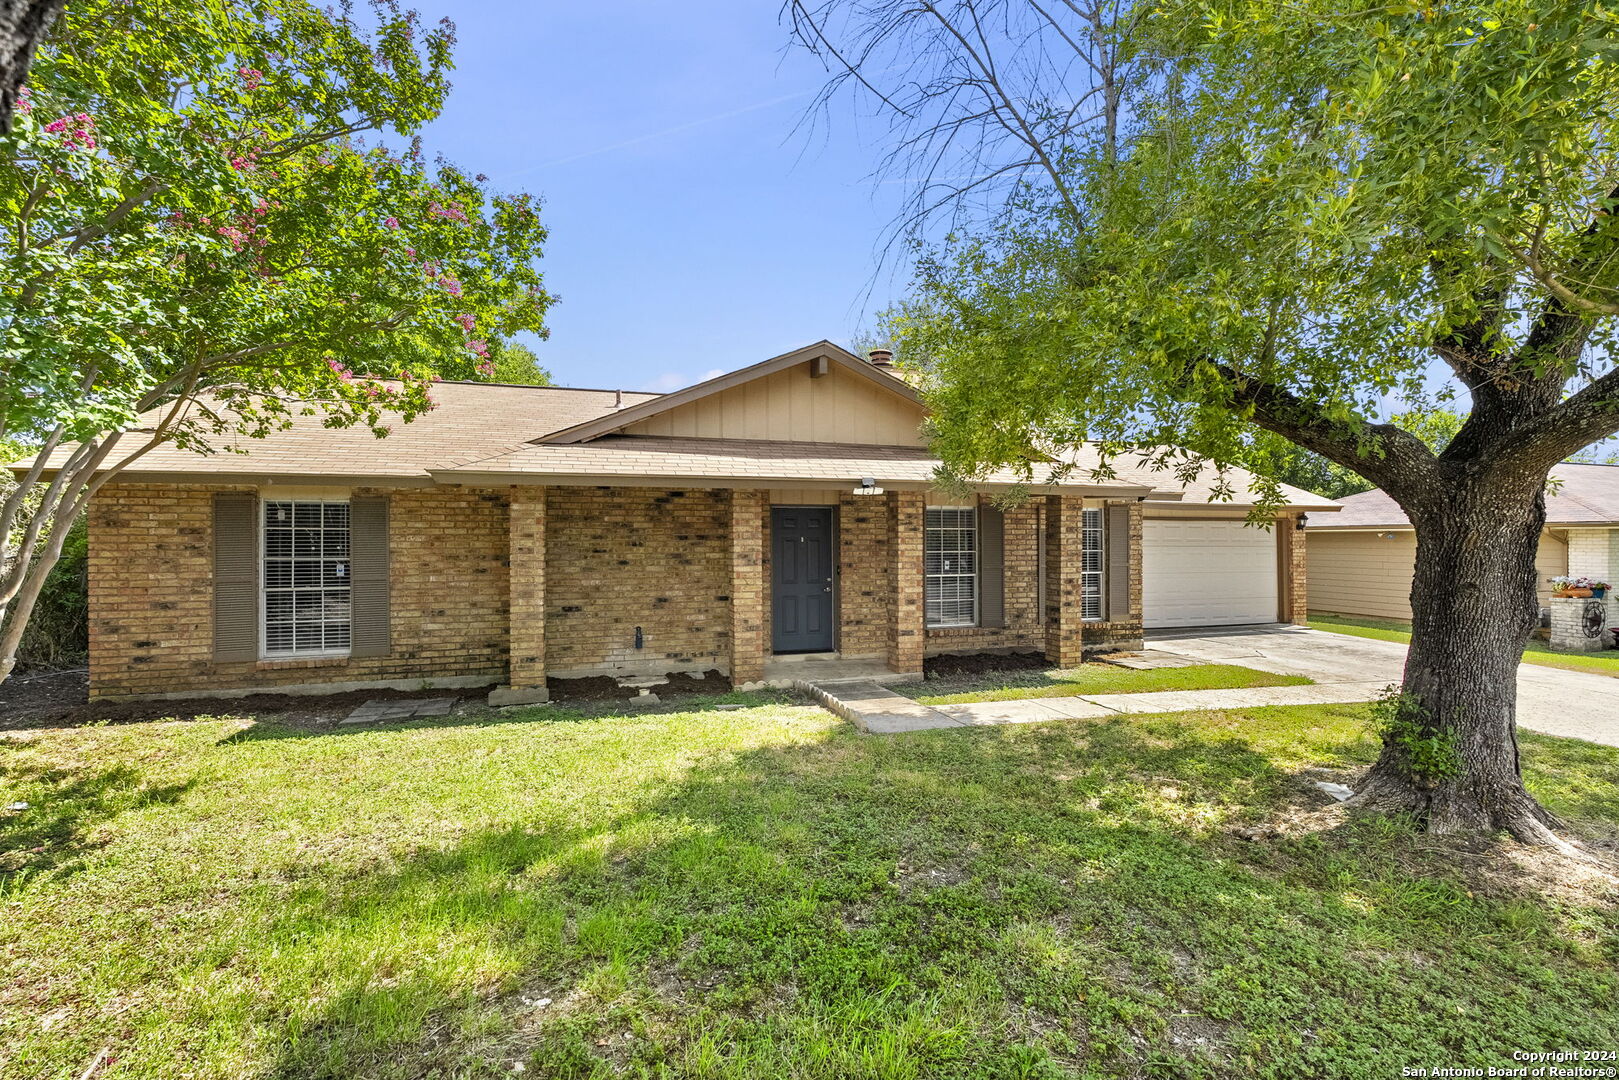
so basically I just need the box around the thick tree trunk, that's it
[1351,473,1573,848]
[0,0,64,132]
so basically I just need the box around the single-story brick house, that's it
[23,342,1337,702]
[1301,466,1619,620]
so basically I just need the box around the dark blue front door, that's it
[772,507,835,653]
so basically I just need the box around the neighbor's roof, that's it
[1305,462,1619,529]
[9,382,662,484]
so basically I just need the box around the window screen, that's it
[262,500,351,656]
[1081,508,1104,621]
[925,506,977,627]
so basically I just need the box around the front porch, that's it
[493,485,1147,704]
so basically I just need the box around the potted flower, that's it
[1552,575,1610,598]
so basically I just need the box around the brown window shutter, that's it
[1106,503,1132,621]
[349,495,391,657]
[212,493,259,662]
[978,500,1005,628]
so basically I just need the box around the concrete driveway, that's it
[1149,625,1619,747]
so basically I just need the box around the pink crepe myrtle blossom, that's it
[427,201,469,224]
[454,313,475,333]
[44,112,95,149]
[383,216,400,229]
[16,86,31,114]
[466,339,489,358]
[476,360,496,378]
[238,67,264,91]
[440,275,463,298]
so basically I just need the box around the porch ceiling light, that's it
[852,477,884,495]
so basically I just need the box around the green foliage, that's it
[889,0,1619,501]
[1,0,554,451]
[14,514,85,670]
[487,339,552,385]
[1371,687,1462,782]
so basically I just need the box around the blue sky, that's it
[418,2,907,392]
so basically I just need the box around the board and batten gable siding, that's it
[1307,528,1569,621]
[621,361,928,446]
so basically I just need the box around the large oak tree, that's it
[791,0,1619,849]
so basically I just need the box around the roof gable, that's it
[539,341,927,446]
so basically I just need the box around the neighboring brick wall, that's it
[508,488,547,690]
[729,490,768,685]
[887,490,925,673]
[544,486,731,678]
[926,500,1045,655]
[88,484,510,699]
[837,494,889,659]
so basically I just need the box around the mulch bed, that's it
[923,651,1049,679]
[545,669,730,702]
[1,666,738,732]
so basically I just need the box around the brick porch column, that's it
[887,489,925,673]
[1044,494,1086,667]
[1278,510,1308,624]
[494,486,549,706]
[729,489,769,688]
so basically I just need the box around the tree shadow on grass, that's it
[214,690,807,746]
[0,760,194,884]
[227,715,1619,1079]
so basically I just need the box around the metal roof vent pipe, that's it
[868,348,894,368]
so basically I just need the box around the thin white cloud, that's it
[640,368,726,393]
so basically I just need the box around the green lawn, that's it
[3,694,1616,1079]
[912,662,1312,705]
[1310,613,1619,677]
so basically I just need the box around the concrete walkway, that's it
[811,626,1619,746]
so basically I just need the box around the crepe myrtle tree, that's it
[0,0,553,680]
[792,0,1619,848]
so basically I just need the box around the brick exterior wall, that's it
[1277,510,1309,625]
[508,488,547,691]
[837,494,890,658]
[926,500,1046,655]
[1082,500,1144,655]
[729,490,768,686]
[88,483,510,699]
[1042,494,1087,666]
[887,490,925,673]
[543,487,731,678]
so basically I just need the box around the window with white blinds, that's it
[262,500,352,656]
[1081,508,1104,621]
[925,505,978,627]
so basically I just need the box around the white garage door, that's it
[1141,519,1279,629]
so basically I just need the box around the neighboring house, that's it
[1301,466,1619,620]
[18,342,1336,702]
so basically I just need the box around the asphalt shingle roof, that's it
[1305,462,1619,528]
[15,382,661,481]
